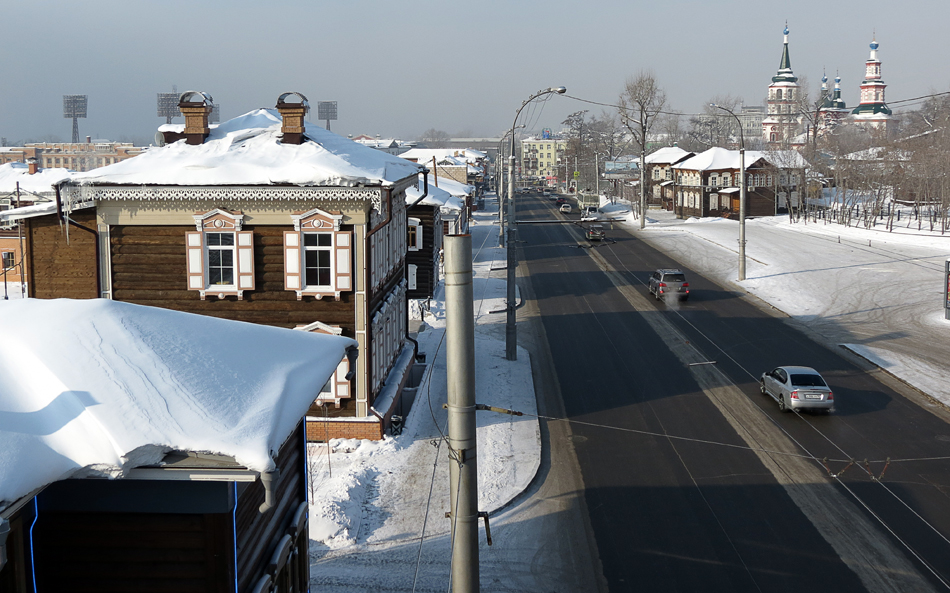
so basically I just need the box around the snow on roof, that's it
[676,147,809,171]
[0,298,355,509]
[69,109,423,188]
[425,173,473,198]
[645,146,692,165]
[0,162,72,195]
[399,148,486,165]
[406,178,453,208]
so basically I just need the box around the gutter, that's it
[56,183,102,297]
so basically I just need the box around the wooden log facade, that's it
[1,422,309,593]
[406,204,440,300]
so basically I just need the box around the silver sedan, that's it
[760,366,835,413]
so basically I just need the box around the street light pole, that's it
[506,86,566,361]
[712,104,747,281]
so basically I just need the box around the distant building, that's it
[0,139,144,171]
[817,73,851,134]
[519,136,567,187]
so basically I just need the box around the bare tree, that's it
[418,128,450,148]
[618,71,667,225]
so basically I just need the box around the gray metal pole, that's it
[506,153,517,361]
[639,149,647,229]
[497,154,505,248]
[444,234,479,593]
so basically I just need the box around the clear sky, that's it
[1,0,945,145]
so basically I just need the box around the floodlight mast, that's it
[63,95,88,143]
[317,101,338,131]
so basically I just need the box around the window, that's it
[303,233,333,287]
[776,89,783,100]
[185,209,255,300]
[407,217,423,251]
[284,208,352,300]
[206,232,235,286]
[1,252,14,269]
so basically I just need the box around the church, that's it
[762,27,893,147]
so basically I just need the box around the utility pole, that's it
[444,234,479,593]
[639,149,647,229]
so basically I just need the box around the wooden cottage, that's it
[670,147,808,219]
[405,177,452,300]
[0,298,355,592]
[14,91,424,441]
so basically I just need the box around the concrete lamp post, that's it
[711,103,747,281]
[506,86,566,361]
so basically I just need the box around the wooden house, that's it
[13,92,424,441]
[644,146,693,210]
[670,148,808,219]
[0,298,355,592]
[405,178,453,300]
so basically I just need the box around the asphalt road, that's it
[516,192,950,592]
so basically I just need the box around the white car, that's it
[559,203,572,214]
[760,366,835,413]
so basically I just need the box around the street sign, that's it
[573,171,580,179]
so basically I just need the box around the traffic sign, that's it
[573,171,580,179]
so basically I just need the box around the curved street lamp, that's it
[711,103,747,281]
[497,124,525,247]
[506,86,566,361]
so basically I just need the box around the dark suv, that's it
[648,269,689,301]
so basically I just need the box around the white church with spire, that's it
[850,36,892,129]
[762,26,804,147]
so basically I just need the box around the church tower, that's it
[818,73,850,133]
[851,36,892,128]
[762,26,803,147]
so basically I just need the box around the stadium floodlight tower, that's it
[317,101,337,131]
[63,94,87,143]
[157,86,180,124]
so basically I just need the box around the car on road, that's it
[648,269,689,301]
[760,366,834,413]
[585,224,606,241]
[555,197,567,205]
[559,203,573,214]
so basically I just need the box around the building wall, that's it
[26,212,99,299]
[0,142,144,170]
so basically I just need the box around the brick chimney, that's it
[276,92,309,145]
[178,91,214,145]
[27,157,38,175]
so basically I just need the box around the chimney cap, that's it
[179,90,214,107]
[276,92,309,112]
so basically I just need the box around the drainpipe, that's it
[258,469,280,513]
[405,169,430,363]
[56,183,101,297]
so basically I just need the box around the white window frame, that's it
[302,231,334,290]
[186,209,254,300]
[408,217,423,251]
[285,208,351,301]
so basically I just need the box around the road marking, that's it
[584,245,936,593]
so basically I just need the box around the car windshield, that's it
[663,274,686,282]
[790,373,827,387]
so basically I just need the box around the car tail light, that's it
[658,282,666,287]
[790,390,799,399]
[682,282,689,288]
[827,392,834,400]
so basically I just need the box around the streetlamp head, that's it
[551,87,567,94]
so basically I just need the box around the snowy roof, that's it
[0,298,355,510]
[0,162,72,195]
[675,147,809,171]
[406,177,454,208]
[399,148,486,165]
[69,109,423,188]
[645,146,692,165]
[426,173,474,198]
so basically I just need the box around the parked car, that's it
[760,366,835,413]
[585,224,606,241]
[559,203,573,214]
[648,269,689,301]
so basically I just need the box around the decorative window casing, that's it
[185,209,255,300]
[295,320,351,408]
[407,217,423,251]
[284,208,352,300]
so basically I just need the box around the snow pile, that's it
[70,109,423,188]
[0,298,355,509]
[0,162,71,194]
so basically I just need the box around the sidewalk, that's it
[307,195,541,591]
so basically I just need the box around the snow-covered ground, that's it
[307,199,540,590]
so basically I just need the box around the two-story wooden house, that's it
[644,146,693,210]
[16,92,424,441]
[670,147,808,219]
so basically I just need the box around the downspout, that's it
[56,183,101,298]
[258,468,280,513]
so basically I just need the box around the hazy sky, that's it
[2,0,945,145]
